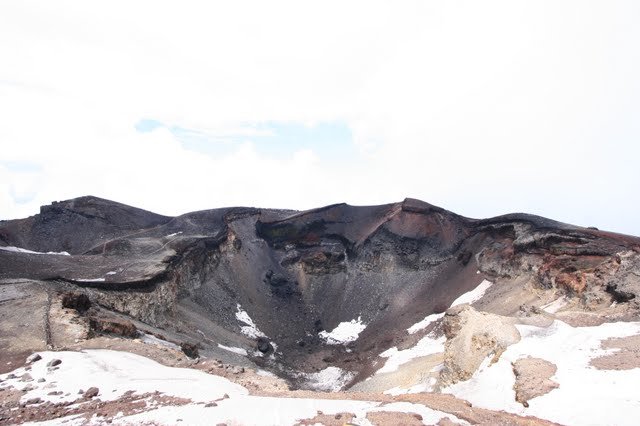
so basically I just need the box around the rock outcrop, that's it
[88,316,138,338]
[439,305,521,387]
[1,195,639,389]
[512,357,559,406]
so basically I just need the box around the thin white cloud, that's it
[0,1,639,235]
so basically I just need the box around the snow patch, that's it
[75,277,106,282]
[0,246,70,256]
[450,279,493,307]
[140,333,179,350]
[378,333,445,374]
[444,320,640,426]
[235,304,267,339]
[218,344,248,356]
[0,350,247,405]
[319,316,367,345]
[0,349,470,425]
[407,280,493,335]
[407,313,444,335]
[166,232,182,237]
[299,366,355,392]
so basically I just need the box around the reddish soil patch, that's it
[512,357,559,406]
[295,411,356,426]
[366,411,425,426]
[591,334,640,370]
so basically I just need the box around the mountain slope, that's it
[1,196,639,425]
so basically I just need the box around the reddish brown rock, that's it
[512,357,559,406]
[89,317,138,338]
[84,387,99,399]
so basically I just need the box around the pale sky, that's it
[1,1,639,235]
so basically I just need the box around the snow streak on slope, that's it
[378,335,445,374]
[379,280,494,376]
[235,304,267,339]
[218,344,248,356]
[444,320,640,426]
[319,316,367,344]
[407,280,493,335]
[407,313,443,335]
[141,333,180,350]
[450,279,493,307]
[0,246,70,255]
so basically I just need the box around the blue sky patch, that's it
[134,119,163,133]
[134,119,356,162]
[1,161,43,173]
[250,122,354,161]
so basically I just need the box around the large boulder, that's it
[89,316,138,338]
[512,357,559,406]
[61,292,92,313]
[439,305,520,387]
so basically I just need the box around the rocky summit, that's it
[1,195,639,425]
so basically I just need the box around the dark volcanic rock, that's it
[1,195,640,389]
[0,196,171,254]
[83,387,99,399]
[180,342,199,359]
[89,316,138,338]
[256,337,273,354]
[61,292,91,313]
[46,359,61,368]
[26,354,42,364]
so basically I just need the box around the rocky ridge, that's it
[1,195,639,425]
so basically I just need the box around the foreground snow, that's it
[5,350,246,405]
[123,399,468,426]
[0,350,466,426]
[444,320,640,426]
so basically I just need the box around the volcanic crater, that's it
[2,195,639,396]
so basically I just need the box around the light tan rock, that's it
[512,357,559,406]
[439,304,520,387]
[591,334,640,370]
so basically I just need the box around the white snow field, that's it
[0,350,466,426]
[444,320,640,426]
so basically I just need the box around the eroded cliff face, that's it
[1,195,639,389]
